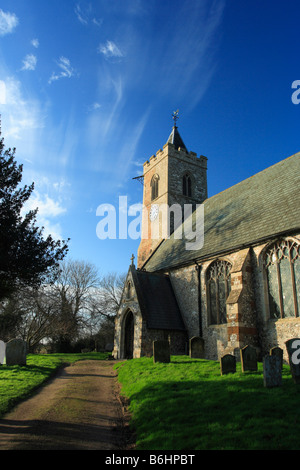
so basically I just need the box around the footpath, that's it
[0,360,133,450]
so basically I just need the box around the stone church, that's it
[113,120,300,363]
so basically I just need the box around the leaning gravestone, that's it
[189,337,205,359]
[285,338,300,384]
[263,355,282,388]
[270,346,283,370]
[6,338,27,366]
[220,354,236,375]
[240,345,257,372]
[0,340,5,365]
[153,340,170,364]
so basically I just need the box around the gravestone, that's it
[153,340,170,364]
[189,337,204,359]
[0,340,5,365]
[285,338,300,384]
[220,354,236,375]
[6,338,27,366]
[263,355,282,388]
[240,345,257,372]
[270,346,283,369]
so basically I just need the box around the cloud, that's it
[0,9,18,36]
[159,0,225,107]
[21,54,37,71]
[0,80,6,104]
[87,102,101,112]
[92,18,103,27]
[75,3,102,27]
[21,178,69,241]
[1,76,44,141]
[48,57,75,84]
[28,192,67,218]
[31,38,39,48]
[115,107,151,179]
[98,40,124,59]
[74,4,88,25]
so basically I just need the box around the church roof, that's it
[144,151,300,272]
[166,126,188,151]
[131,267,186,331]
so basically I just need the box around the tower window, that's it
[151,174,159,201]
[183,173,192,197]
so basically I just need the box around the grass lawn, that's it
[0,352,109,418]
[115,356,300,450]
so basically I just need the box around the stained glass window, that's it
[264,239,300,319]
[207,260,232,325]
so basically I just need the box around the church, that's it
[112,117,300,363]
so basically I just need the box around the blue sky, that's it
[0,0,299,277]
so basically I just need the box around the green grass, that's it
[115,356,300,450]
[0,352,109,417]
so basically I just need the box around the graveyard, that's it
[1,336,300,450]
[115,353,300,450]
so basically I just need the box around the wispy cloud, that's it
[31,38,39,48]
[27,192,67,218]
[22,190,67,241]
[21,54,37,71]
[0,9,18,36]
[158,0,225,108]
[74,3,88,25]
[21,175,70,241]
[87,102,101,112]
[92,18,102,27]
[116,107,151,179]
[75,3,102,27]
[1,76,44,142]
[118,0,225,111]
[98,40,124,59]
[48,57,75,84]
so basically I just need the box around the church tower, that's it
[137,112,208,268]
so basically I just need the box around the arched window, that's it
[183,173,192,197]
[124,310,134,359]
[126,281,132,299]
[151,174,159,201]
[264,239,300,318]
[207,260,232,325]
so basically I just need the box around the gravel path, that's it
[0,360,132,450]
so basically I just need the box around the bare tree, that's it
[88,272,126,321]
[0,260,126,352]
[49,259,100,350]
[83,272,126,349]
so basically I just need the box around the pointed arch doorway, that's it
[124,310,134,359]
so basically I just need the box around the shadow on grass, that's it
[126,371,300,451]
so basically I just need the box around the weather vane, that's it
[172,109,179,127]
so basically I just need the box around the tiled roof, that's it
[144,151,300,272]
[131,267,186,331]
